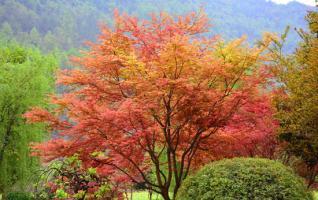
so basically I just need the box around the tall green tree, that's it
[270,11,318,187]
[0,43,56,195]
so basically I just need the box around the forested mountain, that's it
[0,0,313,52]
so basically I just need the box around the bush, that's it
[7,192,33,200]
[177,158,312,200]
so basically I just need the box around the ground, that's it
[128,191,163,200]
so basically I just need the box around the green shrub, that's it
[7,192,33,200]
[177,158,312,200]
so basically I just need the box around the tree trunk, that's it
[307,166,317,188]
[160,188,170,200]
[172,182,180,200]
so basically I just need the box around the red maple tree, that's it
[26,11,276,200]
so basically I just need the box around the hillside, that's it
[0,0,313,52]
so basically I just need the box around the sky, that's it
[270,0,316,6]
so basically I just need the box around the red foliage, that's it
[25,10,277,200]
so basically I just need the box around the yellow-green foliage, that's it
[0,43,57,195]
[272,11,318,173]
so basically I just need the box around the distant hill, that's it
[0,0,313,52]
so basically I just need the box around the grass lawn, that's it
[127,191,164,200]
[314,192,318,200]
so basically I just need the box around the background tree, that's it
[26,11,275,200]
[0,43,57,195]
[270,11,318,188]
[0,22,13,43]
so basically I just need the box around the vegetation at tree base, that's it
[33,155,115,200]
[0,43,57,195]
[0,0,313,52]
[177,158,312,200]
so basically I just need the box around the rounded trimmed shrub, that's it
[177,158,312,200]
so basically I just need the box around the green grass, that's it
[314,191,318,200]
[127,191,164,200]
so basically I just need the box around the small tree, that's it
[269,11,318,188]
[26,11,274,200]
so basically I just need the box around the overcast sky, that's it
[270,0,316,6]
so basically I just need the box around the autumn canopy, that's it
[25,10,276,200]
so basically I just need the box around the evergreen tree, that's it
[0,22,14,42]
[28,27,41,47]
